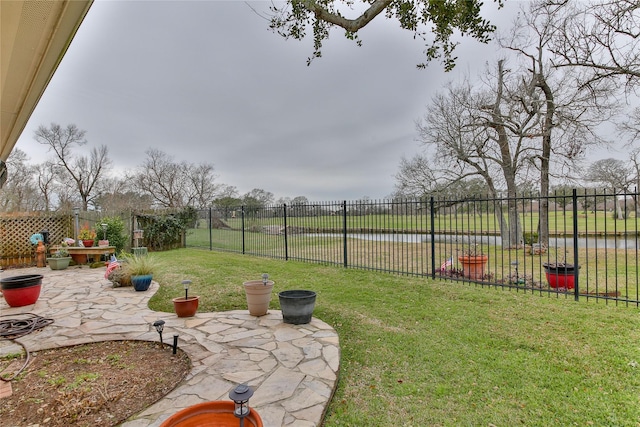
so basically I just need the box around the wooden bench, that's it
[50,246,116,264]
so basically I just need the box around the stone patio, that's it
[0,266,340,426]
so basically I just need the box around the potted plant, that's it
[106,262,132,287]
[457,241,488,280]
[172,280,199,317]
[243,273,274,316]
[47,244,71,270]
[78,223,96,247]
[543,262,579,290]
[122,253,158,291]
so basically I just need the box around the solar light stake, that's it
[261,273,269,285]
[153,319,165,346]
[173,334,179,354]
[511,260,519,283]
[182,280,191,300]
[73,207,80,243]
[229,383,254,427]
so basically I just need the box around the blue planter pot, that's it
[131,274,153,292]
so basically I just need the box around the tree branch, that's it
[298,0,393,32]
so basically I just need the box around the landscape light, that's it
[73,207,80,242]
[153,319,165,345]
[229,383,254,427]
[182,280,191,300]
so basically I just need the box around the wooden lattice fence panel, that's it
[0,212,73,268]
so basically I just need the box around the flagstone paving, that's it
[0,266,340,426]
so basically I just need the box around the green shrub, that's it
[97,216,127,253]
[523,232,538,245]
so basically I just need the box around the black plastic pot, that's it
[0,274,43,290]
[278,290,317,324]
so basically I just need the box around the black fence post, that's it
[573,189,580,301]
[208,206,213,251]
[343,200,348,268]
[241,205,246,255]
[430,197,436,279]
[283,204,289,261]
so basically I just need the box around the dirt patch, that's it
[0,340,190,426]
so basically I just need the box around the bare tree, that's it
[586,157,635,219]
[184,163,219,208]
[498,0,614,245]
[550,0,640,91]
[133,149,189,208]
[0,149,41,212]
[133,149,218,209]
[34,123,111,210]
[36,161,58,211]
[586,158,634,191]
[394,155,439,199]
[243,188,275,213]
[416,65,540,246]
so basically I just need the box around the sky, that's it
[16,0,541,202]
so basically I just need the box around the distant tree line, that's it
[0,123,313,214]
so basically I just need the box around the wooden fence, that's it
[0,212,73,268]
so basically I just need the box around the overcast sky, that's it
[16,0,530,201]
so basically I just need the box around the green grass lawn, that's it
[150,248,640,426]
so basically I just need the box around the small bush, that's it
[523,232,538,245]
[99,216,127,253]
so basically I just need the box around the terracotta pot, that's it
[70,253,87,264]
[1,274,43,307]
[160,400,263,427]
[543,263,579,290]
[243,280,274,316]
[82,239,94,248]
[172,296,199,317]
[458,255,488,280]
[278,290,316,324]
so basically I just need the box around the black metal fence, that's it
[186,189,640,306]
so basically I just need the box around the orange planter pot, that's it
[160,400,263,427]
[458,255,488,280]
[172,296,199,317]
[70,253,87,264]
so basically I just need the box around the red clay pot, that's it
[70,253,87,264]
[1,274,43,307]
[172,296,199,317]
[160,400,263,427]
[458,255,488,280]
[543,263,579,290]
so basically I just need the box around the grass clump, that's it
[150,248,640,426]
